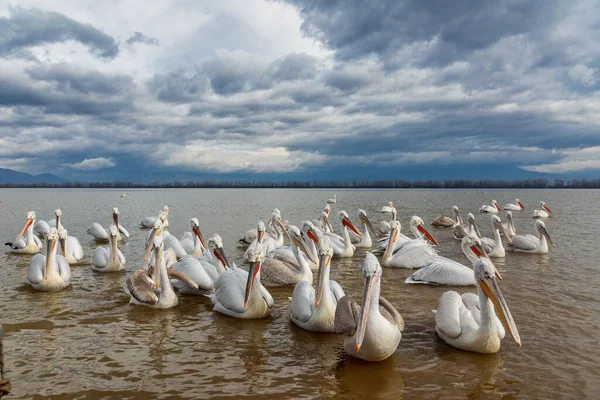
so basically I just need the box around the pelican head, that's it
[463,234,503,279]
[491,215,510,237]
[540,201,552,214]
[190,218,207,250]
[209,234,231,269]
[289,225,317,265]
[356,253,383,352]
[18,211,36,240]
[339,211,362,237]
[468,213,482,238]
[256,221,266,243]
[315,237,333,307]
[492,199,501,212]
[324,204,331,216]
[303,221,319,245]
[244,245,264,308]
[54,209,62,217]
[535,220,555,247]
[144,223,163,262]
[272,213,290,239]
[112,207,120,225]
[383,220,401,260]
[474,258,521,347]
[452,206,459,214]
[516,199,525,209]
[162,205,169,215]
[411,216,440,246]
[273,207,281,216]
[358,209,376,235]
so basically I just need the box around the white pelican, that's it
[435,258,521,353]
[179,218,208,257]
[239,208,282,245]
[349,209,378,248]
[405,235,485,286]
[374,215,440,255]
[124,227,197,308]
[326,211,362,257]
[210,245,274,319]
[260,225,316,286]
[121,192,126,198]
[92,225,125,272]
[5,211,42,254]
[327,194,337,204]
[479,216,509,258]
[479,200,501,214]
[378,201,397,235]
[334,253,404,361]
[381,219,440,269]
[290,237,345,332]
[506,220,555,254]
[431,215,455,228]
[452,207,470,240]
[88,208,129,242]
[501,211,517,240]
[27,228,71,292]
[57,228,84,264]
[533,201,552,219]
[244,214,288,259]
[140,205,169,229]
[33,209,64,236]
[503,199,525,211]
[301,221,320,265]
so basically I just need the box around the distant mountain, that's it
[0,168,65,184]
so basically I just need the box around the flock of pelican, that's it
[4,195,555,362]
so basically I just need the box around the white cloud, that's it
[68,157,116,170]
[521,146,600,173]
[569,64,598,87]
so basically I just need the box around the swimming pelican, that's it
[431,215,455,228]
[140,205,169,229]
[33,209,64,236]
[501,211,517,240]
[179,218,208,257]
[452,207,470,240]
[381,219,440,269]
[378,202,397,235]
[348,209,378,248]
[405,235,485,286]
[92,225,126,272]
[5,211,43,254]
[533,201,552,219]
[334,253,404,361]
[290,237,345,332]
[506,220,555,254]
[503,199,525,211]
[479,200,501,214]
[124,227,197,308]
[88,208,129,241]
[57,228,84,264]
[327,194,337,204]
[239,208,282,245]
[244,214,288,259]
[435,257,521,353]
[210,245,274,319]
[327,211,362,257]
[479,216,510,258]
[27,228,71,292]
[260,225,316,285]
[374,215,440,255]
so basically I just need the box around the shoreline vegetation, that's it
[0,178,599,189]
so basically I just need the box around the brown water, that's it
[0,188,598,399]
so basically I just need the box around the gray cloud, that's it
[126,31,159,46]
[0,6,119,59]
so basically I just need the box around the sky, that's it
[1,0,600,182]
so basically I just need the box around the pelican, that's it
[210,245,274,319]
[179,218,208,257]
[244,214,288,259]
[260,225,316,286]
[57,228,84,264]
[533,201,552,219]
[434,258,521,353]
[506,220,555,254]
[88,208,129,241]
[405,235,485,286]
[374,215,439,255]
[504,199,525,211]
[92,225,126,272]
[431,215,454,228]
[33,209,64,236]
[327,194,337,204]
[124,227,197,308]
[348,209,378,248]
[334,253,404,361]
[479,200,501,214]
[501,211,517,240]
[327,211,362,257]
[290,237,345,332]
[239,208,282,245]
[452,207,470,240]
[27,228,71,292]
[5,211,42,254]
[140,205,169,229]
[378,201,397,235]
[479,216,509,258]
[380,219,440,269]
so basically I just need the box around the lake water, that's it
[0,188,598,399]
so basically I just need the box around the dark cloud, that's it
[125,31,159,46]
[149,69,209,103]
[0,7,119,59]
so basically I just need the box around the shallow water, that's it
[0,188,598,399]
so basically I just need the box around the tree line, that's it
[2,178,600,189]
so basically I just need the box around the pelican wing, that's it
[432,216,454,227]
[261,284,275,308]
[33,235,43,249]
[460,293,481,323]
[390,240,437,269]
[330,280,345,303]
[435,291,463,338]
[334,296,360,336]
[87,223,109,240]
[34,220,50,236]
[126,270,159,305]
[56,256,71,282]
[260,258,302,285]
[214,270,247,314]
[167,269,199,290]
[453,224,468,239]
[379,296,404,331]
[140,216,157,228]
[170,256,214,291]
[27,254,46,284]
[508,235,537,251]
[117,249,126,265]
[118,224,130,238]
[66,236,84,261]
[378,221,391,235]
[239,228,257,244]
[163,232,187,259]
[180,232,194,254]
[405,256,475,286]
[290,280,315,323]
[92,246,109,268]
[8,236,26,250]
